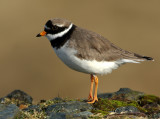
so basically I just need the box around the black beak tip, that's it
[36,33,41,37]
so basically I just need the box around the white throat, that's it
[46,23,73,41]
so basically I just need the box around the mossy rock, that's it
[138,95,160,106]
[91,98,143,115]
[98,88,144,101]
[138,95,160,114]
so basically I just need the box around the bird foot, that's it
[88,95,93,101]
[87,97,98,104]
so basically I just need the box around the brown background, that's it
[0,0,159,102]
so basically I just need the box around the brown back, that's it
[68,26,145,61]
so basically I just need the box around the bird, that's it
[36,18,153,103]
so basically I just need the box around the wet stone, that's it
[152,113,160,119]
[49,112,66,119]
[98,88,144,101]
[6,90,32,104]
[115,106,140,114]
[46,101,93,118]
[0,104,20,119]
[23,105,41,112]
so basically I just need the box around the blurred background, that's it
[0,0,159,102]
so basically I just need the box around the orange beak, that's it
[36,31,46,37]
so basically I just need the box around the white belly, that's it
[53,43,120,75]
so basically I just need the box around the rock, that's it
[74,111,93,118]
[6,90,32,105]
[116,88,133,94]
[0,104,20,119]
[138,95,160,106]
[46,101,93,118]
[105,114,148,119]
[114,106,140,114]
[98,88,144,101]
[98,93,113,99]
[23,105,41,112]
[51,97,66,103]
[52,97,64,101]
[49,112,91,119]
[151,113,160,119]
[49,112,66,119]
[0,98,5,104]
[138,95,160,115]
[107,106,147,118]
[0,88,159,119]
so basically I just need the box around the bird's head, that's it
[36,18,73,41]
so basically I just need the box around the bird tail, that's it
[134,53,154,61]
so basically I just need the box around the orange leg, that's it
[88,75,98,104]
[88,74,94,101]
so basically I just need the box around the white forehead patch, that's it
[56,24,65,27]
[46,23,73,41]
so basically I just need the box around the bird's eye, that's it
[52,25,58,30]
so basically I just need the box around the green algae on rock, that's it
[91,98,143,115]
[0,88,160,119]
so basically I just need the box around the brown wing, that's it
[68,26,151,61]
